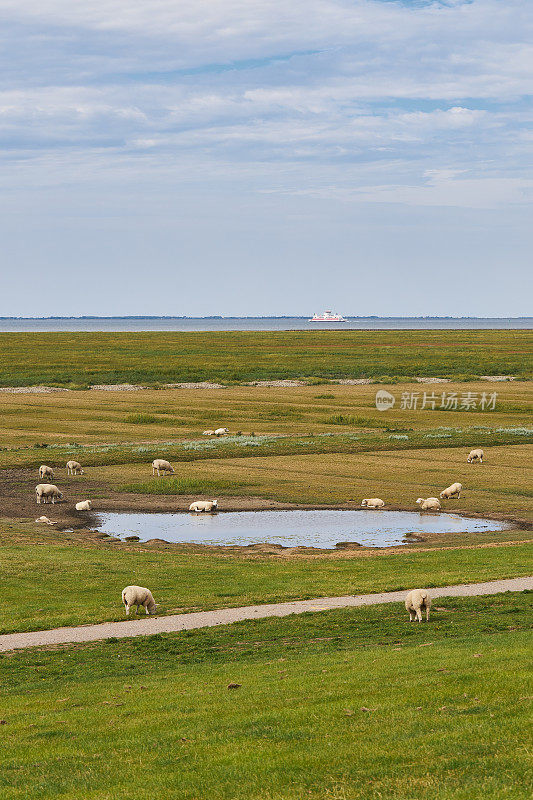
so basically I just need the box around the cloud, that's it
[288,174,533,209]
[0,0,530,210]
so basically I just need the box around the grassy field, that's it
[1,381,531,517]
[107,443,533,513]
[0,329,532,386]
[0,379,531,456]
[0,362,531,636]
[0,527,531,634]
[1,592,532,799]
[0,332,531,800]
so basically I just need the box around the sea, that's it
[0,317,531,332]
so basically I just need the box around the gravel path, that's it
[1,576,531,652]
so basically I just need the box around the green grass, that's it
[323,414,386,427]
[124,413,163,424]
[1,593,532,799]
[0,330,531,386]
[1,332,531,798]
[121,476,255,496]
[0,535,531,635]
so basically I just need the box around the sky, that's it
[0,0,532,317]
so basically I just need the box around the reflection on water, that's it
[92,509,508,549]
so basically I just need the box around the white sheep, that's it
[66,460,84,475]
[189,500,218,512]
[35,516,57,525]
[440,482,463,500]
[361,498,385,509]
[75,500,93,511]
[405,589,431,622]
[214,427,229,436]
[121,585,157,616]
[416,497,441,511]
[152,459,175,476]
[202,430,215,436]
[35,484,63,504]
[39,465,54,480]
[467,448,484,463]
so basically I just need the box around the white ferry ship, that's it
[309,310,347,322]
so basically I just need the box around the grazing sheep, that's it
[202,430,215,436]
[467,448,484,463]
[75,500,93,511]
[361,498,385,509]
[66,460,84,475]
[189,500,218,512]
[35,484,63,504]
[214,427,229,436]
[121,585,157,616]
[416,497,441,511]
[440,482,463,500]
[152,459,175,476]
[39,465,54,480]
[405,589,431,623]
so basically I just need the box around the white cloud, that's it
[0,0,530,210]
[336,175,533,209]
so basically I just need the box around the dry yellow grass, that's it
[94,443,533,517]
[0,381,531,521]
[0,380,530,448]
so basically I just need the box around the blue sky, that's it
[1,0,532,317]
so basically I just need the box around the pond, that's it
[91,509,509,549]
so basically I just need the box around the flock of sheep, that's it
[35,458,219,513]
[36,460,92,510]
[360,448,483,512]
[34,444,485,623]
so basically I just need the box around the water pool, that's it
[92,509,509,549]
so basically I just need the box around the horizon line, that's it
[1,316,532,322]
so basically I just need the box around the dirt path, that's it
[1,576,531,652]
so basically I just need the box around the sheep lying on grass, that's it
[35,484,63,504]
[214,427,229,436]
[35,516,56,525]
[440,482,462,500]
[361,498,385,509]
[39,465,54,480]
[416,497,441,511]
[202,430,215,436]
[405,589,431,622]
[122,585,157,616]
[66,460,84,475]
[467,448,484,463]
[189,500,218,512]
[152,459,175,476]
[75,500,92,511]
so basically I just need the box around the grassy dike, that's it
[0,530,531,634]
[1,592,532,799]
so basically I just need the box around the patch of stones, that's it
[414,377,452,384]
[335,378,374,385]
[479,375,516,382]
[0,375,520,393]
[246,379,306,387]
[90,383,145,391]
[164,382,224,389]
[0,385,70,394]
